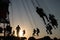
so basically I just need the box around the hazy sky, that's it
[9,0,60,38]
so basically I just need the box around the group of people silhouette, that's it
[16,25,25,37]
[15,25,40,37]
[36,7,58,34]
[15,7,58,37]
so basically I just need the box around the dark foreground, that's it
[0,36,60,40]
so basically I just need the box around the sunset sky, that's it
[9,0,60,39]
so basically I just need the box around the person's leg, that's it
[33,33,35,36]
[50,30,52,34]
[37,33,39,36]
[56,24,58,28]
[53,25,56,29]
[42,17,46,24]
[44,14,49,22]
[38,33,39,36]
[36,32,38,36]
[46,30,49,34]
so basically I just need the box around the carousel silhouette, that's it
[0,0,59,40]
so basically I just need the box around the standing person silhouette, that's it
[33,29,36,36]
[36,7,49,24]
[16,25,20,37]
[23,30,25,36]
[36,28,40,36]
[12,30,15,36]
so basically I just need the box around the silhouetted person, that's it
[46,23,52,34]
[49,14,58,29]
[36,7,49,24]
[33,29,36,36]
[23,30,25,36]
[16,25,20,37]
[36,28,40,36]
